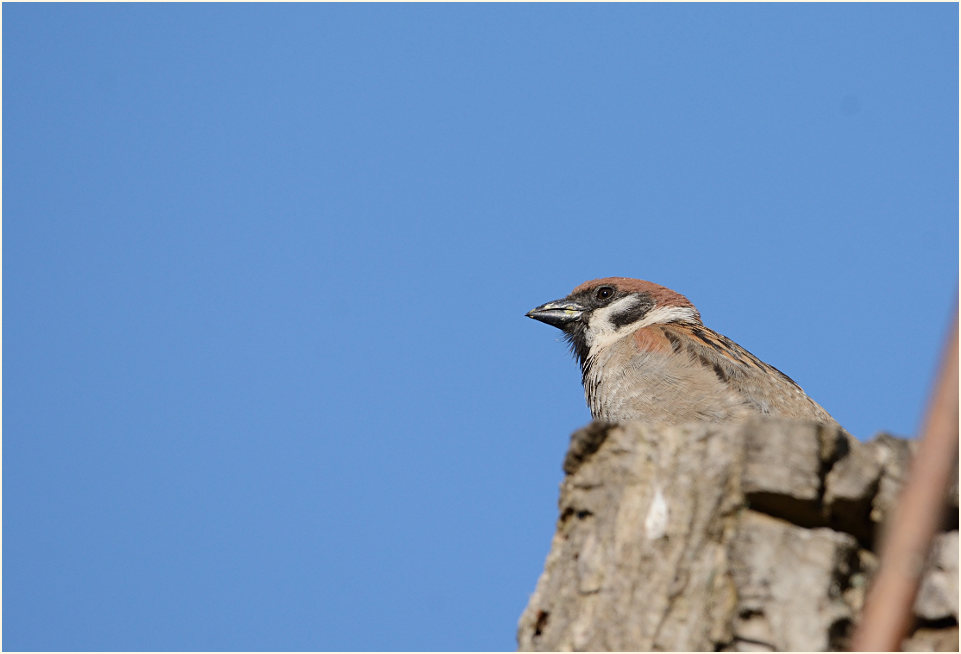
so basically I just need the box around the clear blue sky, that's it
[4,3,957,651]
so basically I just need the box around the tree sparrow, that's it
[527,277,839,426]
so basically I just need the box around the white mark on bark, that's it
[645,487,669,540]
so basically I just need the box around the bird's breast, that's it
[583,328,748,423]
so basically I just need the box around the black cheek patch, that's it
[611,296,655,328]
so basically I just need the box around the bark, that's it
[517,419,958,651]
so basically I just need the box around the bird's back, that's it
[585,322,839,427]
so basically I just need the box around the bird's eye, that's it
[595,286,615,302]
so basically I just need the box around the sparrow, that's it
[526,277,839,426]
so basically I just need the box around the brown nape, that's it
[571,277,700,320]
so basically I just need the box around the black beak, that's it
[526,299,587,329]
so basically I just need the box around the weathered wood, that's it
[517,419,958,652]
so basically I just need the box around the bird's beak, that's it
[526,299,587,328]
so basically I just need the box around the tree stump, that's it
[517,419,958,651]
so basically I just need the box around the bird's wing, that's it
[657,323,838,425]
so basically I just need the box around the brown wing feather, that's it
[658,324,838,425]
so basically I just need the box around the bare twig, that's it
[851,306,959,651]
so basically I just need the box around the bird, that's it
[526,277,839,426]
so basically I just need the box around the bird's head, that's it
[526,277,701,366]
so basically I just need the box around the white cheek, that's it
[585,302,699,352]
[586,329,629,351]
[584,298,636,350]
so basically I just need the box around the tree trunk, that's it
[517,419,958,651]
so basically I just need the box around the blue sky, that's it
[3,3,957,651]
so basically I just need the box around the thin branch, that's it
[851,306,959,651]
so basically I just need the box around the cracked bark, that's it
[517,419,958,652]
